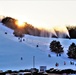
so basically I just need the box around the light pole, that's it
[33,56,35,68]
[31,56,35,75]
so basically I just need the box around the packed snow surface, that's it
[0,23,76,71]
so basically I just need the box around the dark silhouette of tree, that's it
[66,26,76,38]
[13,28,25,38]
[67,42,76,59]
[1,17,17,29]
[49,40,64,54]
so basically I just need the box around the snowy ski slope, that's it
[0,23,76,71]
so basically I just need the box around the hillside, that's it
[0,23,76,71]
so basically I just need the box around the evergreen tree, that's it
[49,40,64,54]
[67,42,76,59]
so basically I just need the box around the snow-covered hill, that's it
[0,23,76,71]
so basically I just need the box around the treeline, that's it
[1,16,76,39]
[66,26,76,38]
[1,68,76,75]
[1,16,56,38]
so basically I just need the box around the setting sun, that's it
[15,20,25,28]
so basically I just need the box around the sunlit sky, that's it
[0,0,76,28]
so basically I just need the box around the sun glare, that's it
[15,20,25,28]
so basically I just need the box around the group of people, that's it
[48,53,62,58]
[55,61,76,67]
[70,61,76,66]
[55,61,66,67]
[18,37,25,42]
[48,54,76,67]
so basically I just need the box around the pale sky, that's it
[0,0,76,28]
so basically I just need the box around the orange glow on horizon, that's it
[15,20,25,28]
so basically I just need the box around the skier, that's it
[70,61,74,65]
[48,54,51,57]
[36,45,39,47]
[59,53,61,56]
[72,62,74,65]
[55,62,59,67]
[5,32,7,34]
[23,39,25,41]
[64,61,66,65]
[56,53,58,57]
[21,57,23,60]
